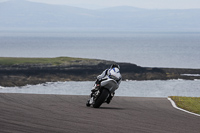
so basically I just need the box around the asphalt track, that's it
[0,93,200,133]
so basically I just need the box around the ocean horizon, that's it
[0,30,200,68]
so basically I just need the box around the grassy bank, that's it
[1,57,200,87]
[170,96,200,115]
[0,57,105,66]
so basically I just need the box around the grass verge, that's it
[0,57,102,66]
[170,96,200,114]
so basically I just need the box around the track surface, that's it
[0,93,200,133]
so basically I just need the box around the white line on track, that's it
[168,98,200,117]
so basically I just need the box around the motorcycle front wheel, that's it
[93,89,109,108]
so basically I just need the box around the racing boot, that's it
[106,92,115,104]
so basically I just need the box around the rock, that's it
[0,62,200,87]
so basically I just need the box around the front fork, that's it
[89,90,100,104]
[91,89,112,104]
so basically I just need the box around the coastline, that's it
[0,57,200,87]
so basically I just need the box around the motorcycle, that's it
[86,74,120,108]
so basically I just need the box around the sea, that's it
[0,30,200,68]
[0,30,200,97]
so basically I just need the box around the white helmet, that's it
[110,64,120,69]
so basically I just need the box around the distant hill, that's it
[0,0,200,31]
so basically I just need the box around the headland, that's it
[0,57,200,87]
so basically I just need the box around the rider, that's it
[91,64,122,104]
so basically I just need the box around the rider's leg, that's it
[87,79,101,107]
[106,92,115,104]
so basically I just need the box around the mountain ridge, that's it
[1,0,200,31]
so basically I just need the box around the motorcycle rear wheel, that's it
[93,89,109,108]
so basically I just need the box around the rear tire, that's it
[93,89,109,108]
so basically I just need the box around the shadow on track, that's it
[97,107,124,110]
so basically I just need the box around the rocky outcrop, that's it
[0,62,200,87]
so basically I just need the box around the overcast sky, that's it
[1,0,200,9]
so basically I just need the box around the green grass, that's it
[170,96,200,114]
[0,57,96,66]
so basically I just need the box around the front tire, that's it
[93,89,109,108]
[86,100,91,107]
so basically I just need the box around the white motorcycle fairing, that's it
[100,78,119,94]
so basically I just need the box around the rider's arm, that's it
[97,69,108,80]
